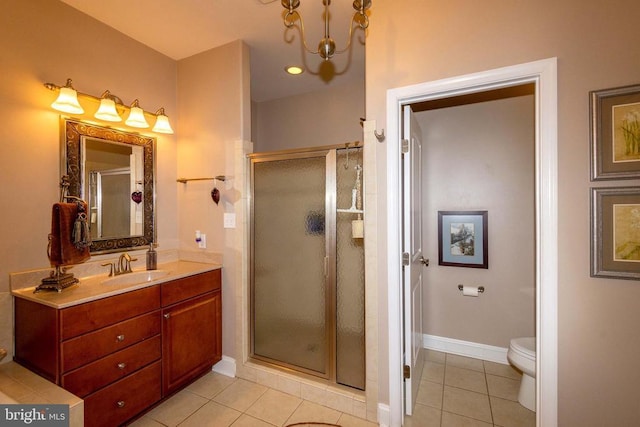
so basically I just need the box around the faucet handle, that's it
[101,262,115,277]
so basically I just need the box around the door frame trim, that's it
[385,58,558,427]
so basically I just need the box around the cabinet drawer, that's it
[161,269,221,306]
[62,335,161,397]
[84,360,161,427]
[61,285,160,340]
[61,310,160,372]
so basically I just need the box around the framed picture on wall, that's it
[590,83,640,180]
[438,210,488,269]
[591,187,640,280]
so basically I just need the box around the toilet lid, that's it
[511,337,536,357]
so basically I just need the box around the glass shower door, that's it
[251,152,334,377]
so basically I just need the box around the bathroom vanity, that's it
[12,262,221,427]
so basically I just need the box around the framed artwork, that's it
[590,84,640,180]
[591,187,640,280]
[438,210,488,269]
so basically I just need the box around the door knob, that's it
[420,257,429,266]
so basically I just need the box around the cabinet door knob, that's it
[164,313,171,319]
[117,362,126,370]
[116,334,125,342]
[117,401,126,408]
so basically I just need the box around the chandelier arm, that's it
[333,12,363,55]
[283,10,318,55]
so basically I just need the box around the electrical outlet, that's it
[198,234,206,248]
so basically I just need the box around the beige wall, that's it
[253,79,364,152]
[418,95,535,347]
[367,0,640,424]
[177,40,251,359]
[0,0,178,359]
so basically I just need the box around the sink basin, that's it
[102,270,170,286]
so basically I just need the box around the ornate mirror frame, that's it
[62,119,156,253]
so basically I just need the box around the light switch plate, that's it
[224,213,236,229]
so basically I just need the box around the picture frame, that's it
[438,210,488,269]
[590,84,640,180]
[591,187,640,280]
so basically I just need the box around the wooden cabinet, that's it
[14,268,222,427]
[161,269,222,395]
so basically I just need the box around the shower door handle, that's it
[324,256,329,278]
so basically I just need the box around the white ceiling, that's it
[59,0,366,102]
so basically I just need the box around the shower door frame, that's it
[248,146,338,381]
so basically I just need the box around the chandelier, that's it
[281,0,371,61]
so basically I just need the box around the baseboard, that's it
[212,355,236,378]
[377,403,390,427]
[423,334,509,365]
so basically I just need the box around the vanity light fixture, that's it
[48,79,84,114]
[281,0,371,61]
[125,99,149,128]
[94,90,122,122]
[44,78,174,134]
[152,108,174,134]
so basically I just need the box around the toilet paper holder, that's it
[458,284,485,293]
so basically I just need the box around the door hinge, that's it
[403,365,411,379]
[402,252,410,266]
[401,139,409,154]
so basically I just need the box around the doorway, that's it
[385,58,558,427]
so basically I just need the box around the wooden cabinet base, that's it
[14,268,222,427]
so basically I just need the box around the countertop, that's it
[11,260,221,309]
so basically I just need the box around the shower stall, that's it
[250,145,365,390]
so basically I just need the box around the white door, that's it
[402,105,426,416]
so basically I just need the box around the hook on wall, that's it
[374,129,385,142]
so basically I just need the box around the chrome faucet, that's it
[101,252,137,276]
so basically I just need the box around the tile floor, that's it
[406,350,536,427]
[129,350,535,427]
[129,372,377,427]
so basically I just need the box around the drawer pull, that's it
[117,400,126,408]
[117,362,126,370]
[116,334,125,342]
[164,313,171,319]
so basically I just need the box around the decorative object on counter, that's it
[44,78,174,134]
[146,244,157,270]
[591,186,640,280]
[438,210,489,269]
[36,176,91,292]
[590,83,640,180]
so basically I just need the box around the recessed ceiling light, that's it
[285,66,304,75]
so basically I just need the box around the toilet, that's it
[507,337,536,412]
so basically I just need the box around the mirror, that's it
[63,119,155,253]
